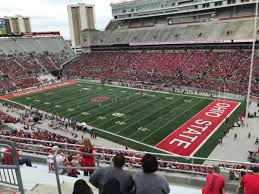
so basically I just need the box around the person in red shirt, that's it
[202,166,225,194]
[4,148,32,167]
[79,137,95,176]
[237,166,259,194]
[65,155,80,177]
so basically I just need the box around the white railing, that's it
[1,135,258,172]
[0,140,25,194]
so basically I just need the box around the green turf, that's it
[5,81,243,158]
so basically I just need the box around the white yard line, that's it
[127,98,187,138]
[62,89,125,118]
[88,96,160,126]
[92,125,183,157]
[140,99,206,142]
[116,97,182,134]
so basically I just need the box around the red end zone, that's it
[0,80,77,100]
[156,99,240,156]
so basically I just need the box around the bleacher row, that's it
[0,111,19,123]
[0,36,75,93]
[0,37,74,56]
[63,50,259,96]
[90,18,256,45]
[0,52,71,76]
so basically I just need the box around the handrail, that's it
[2,135,259,167]
[7,139,256,176]
[0,140,25,194]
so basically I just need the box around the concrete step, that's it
[0,183,19,194]
[24,181,99,194]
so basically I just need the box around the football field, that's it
[1,81,244,158]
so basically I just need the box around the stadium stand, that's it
[63,50,259,96]
[0,111,19,123]
[0,36,75,94]
[84,18,258,46]
[0,37,74,56]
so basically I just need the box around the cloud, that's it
[0,0,113,39]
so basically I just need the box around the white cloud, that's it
[0,0,113,39]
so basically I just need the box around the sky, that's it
[0,0,114,39]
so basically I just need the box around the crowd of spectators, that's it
[0,50,71,93]
[0,111,19,124]
[0,129,78,147]
[64,50,259,96]
[0,76,41,93]
[248,149,259,163]
[14,77,41,88]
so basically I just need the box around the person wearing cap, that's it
[89,153,134,194]
[236,166,259,194]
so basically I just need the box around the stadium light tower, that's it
[245,1,259,127]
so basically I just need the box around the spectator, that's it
[4,148,32,167]
[80,137,95,176]
[73,179,93,194]
[133,154,170,194]
[65,155,80,177]
[202,166,225,194]
[52,146,65,174]
[236,166,259,194]
[89,153,135,194]
[47,146,56,172]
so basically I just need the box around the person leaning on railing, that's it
[202,166,225,194]
[236,166,259,194]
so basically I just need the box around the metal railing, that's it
[0,137,257,194]
[1,135,258,169]
[53,148,102,194]
[0,140,25,194]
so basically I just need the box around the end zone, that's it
[0,80,77,100]
[156,99,240,156]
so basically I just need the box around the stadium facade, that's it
[81,0,258,47]
[111,0,256,21]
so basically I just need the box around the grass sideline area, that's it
[1,81,245,159]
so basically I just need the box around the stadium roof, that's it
[111,0,135,5]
